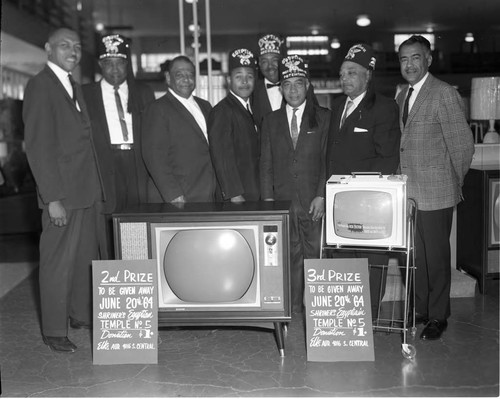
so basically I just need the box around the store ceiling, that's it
[93,0,500,39]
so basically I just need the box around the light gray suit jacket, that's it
[396,73,474,211]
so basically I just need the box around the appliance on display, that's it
[457,167,500,293]
[112,201,291,355]
[325,173,408,248]
[470,76,500,144]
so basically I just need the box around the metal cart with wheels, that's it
[321,174,417,360]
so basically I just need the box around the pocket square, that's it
[306,130,316,134]
[354,127,368,132]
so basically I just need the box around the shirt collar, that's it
[286,100,307,114]
[47,61,72,82]
[348,91,367,108]
[410,72,429,94]
[101,79,128,92]
[169,87,194,104]
[229,90,250,109]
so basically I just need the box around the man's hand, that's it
[230,195,245,203]
[171,195,186,203]
[48,201,67,227]
[309,197,325,222]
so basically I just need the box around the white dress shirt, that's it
[169,88,208,141]
[265,78,283,111]
[101,79,134,144]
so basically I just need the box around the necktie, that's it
[266,82,280,89]
[67,74,77,104]
[291,108,299,148]
[340,99,353,128]
[402,87,414,126]
[114,85,129,142]
[246,102,253,115]
[246,103,257,131]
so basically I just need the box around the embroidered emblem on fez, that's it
[280,55,307,80]
[232,49,254,66]
[100,34,127,59]
[345,43,366,60]
[258,34,283,55]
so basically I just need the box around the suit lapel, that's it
[167,91,208,143]
[400,74,433,145]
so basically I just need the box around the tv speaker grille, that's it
[119,222,149,260]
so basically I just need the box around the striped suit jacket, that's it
[396,73,474,211]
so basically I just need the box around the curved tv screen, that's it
[163,229,255,302]
[334,191,393,240]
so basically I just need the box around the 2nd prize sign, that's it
[92,259,158,365]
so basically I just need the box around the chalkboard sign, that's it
[304,258,374,362]
[92,260,158,365]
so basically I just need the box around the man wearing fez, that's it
[252,34,285,128]
[397,35,474,340]
[142,55,216,204]
[260,55,331,313]
[23,28,104,352]
[208,48,260,202]
[82,34,155,259]
[253,34,318,129]
[325,43,401,318]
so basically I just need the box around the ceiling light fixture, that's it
[95,22,104,31]
[465,32,475,43]
[330,38,340,49]
[356,15,371,27]
[311,28,319,35]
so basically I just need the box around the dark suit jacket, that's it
[23,66,103,209]
[326,89,401,177]
[208,93,260,201]
[396,73,474,211]
[141,90,216,203]
[260,101,331,212]
[82,80,155,213]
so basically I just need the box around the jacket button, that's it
[400,148,404,152]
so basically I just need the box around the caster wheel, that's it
[402,344,416,360]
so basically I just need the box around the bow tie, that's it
[266,82,280,89]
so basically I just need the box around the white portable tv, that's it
[326,174,408,248]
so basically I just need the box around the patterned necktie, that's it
[114,85,129,142]
[340,99,353,128]
[67,74,77,104]
[291,108,299,148]
[402,87,414,126]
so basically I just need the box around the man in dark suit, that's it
[396,35,474,340]
[23,28,104,352]
[260,55,331,313]
[82,34,155,259]
[208,48,260,202]
[326,44,401,318]
[142,55,216,204]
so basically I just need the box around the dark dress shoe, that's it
[420,319,448,340]
[70,317,92,329]
[42,335,77,353]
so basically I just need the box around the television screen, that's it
[334,191,393,240]
[163,229,256,303]
[154,224,263,308]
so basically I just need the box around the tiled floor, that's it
[0,233,498,397]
